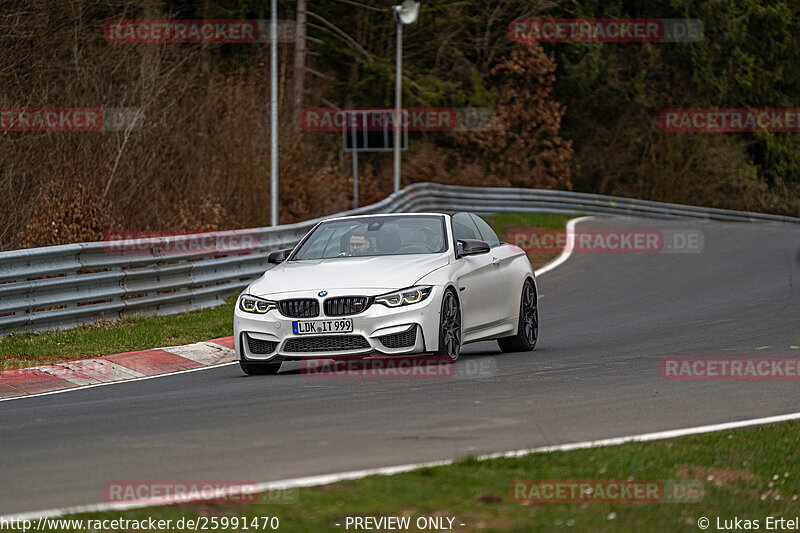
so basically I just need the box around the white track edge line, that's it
[4,410,799,520]
[534,216,594,276]
[0,362,237,403]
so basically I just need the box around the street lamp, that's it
[269,0,279,226]
[392,0,420,194]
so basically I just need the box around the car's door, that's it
[451,213,507,337]
[470,213,513,318]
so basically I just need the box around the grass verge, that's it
[27,420,799,532]
[482,212,577,233]
[0,299,236,368]
[483,212,577,269]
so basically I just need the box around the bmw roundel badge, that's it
[318,291,328,297]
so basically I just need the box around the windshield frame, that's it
[286,214,449,261]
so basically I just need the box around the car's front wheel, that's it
[240,361,282,375]
[498,279,538,353]
[434,289,461,362]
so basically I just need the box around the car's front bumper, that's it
[233,287,443,361]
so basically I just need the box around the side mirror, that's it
[268,248,292,264]
[457,239,490,258]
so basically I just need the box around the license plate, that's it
[292,319,353,335]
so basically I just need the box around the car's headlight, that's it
[239,295,277,314]
[375,286,432,308]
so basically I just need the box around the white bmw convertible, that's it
[233,212,538,375]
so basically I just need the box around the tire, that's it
[434,289,462,362]
[239,361,282,375]
[497,279,538,353]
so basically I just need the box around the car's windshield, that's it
[292,215,446,260]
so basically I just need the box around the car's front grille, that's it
[378,326,417,349]
[279,298,319,318]
[284,335,371,353]
[247,335,278,354]
[324,296,370,316]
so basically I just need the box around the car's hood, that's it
[248,254,450,296]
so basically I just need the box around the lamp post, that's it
[392,0,420,194]
[270,0,279,226]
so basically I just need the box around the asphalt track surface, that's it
[2,217,799,514]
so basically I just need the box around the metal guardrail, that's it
[1,182,798,335]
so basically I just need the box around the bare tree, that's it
[293,0,307,126]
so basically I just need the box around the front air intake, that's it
[378,326,417,349]
[247,335,278,354]
[284,335,370,353]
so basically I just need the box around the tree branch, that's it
[306,11,373,61]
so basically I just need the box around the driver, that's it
[422,228,444,252]
[348,231,372,256]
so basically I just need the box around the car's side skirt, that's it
[462,317,517,344]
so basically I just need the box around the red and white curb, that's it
[0,336,235,400]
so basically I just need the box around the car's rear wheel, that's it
[498,279,537,353]
[434,289,461,362]
[240,361,282,375]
